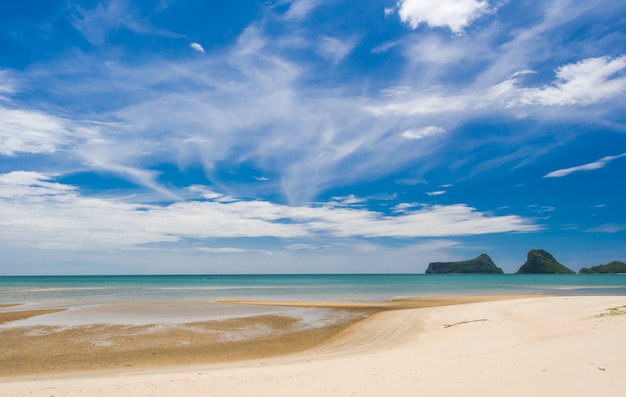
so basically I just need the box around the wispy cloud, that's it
[544,152,626,178]
[372,55,626,119]
[587,223,626,233]
[317,36,357,64]
[195,247,272,254]
[283,0,322,21]
[3,1,625,209]
[0,71,16,100]
[70,0,181,45]
[403,34,474,65]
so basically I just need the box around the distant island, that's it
[579,261,626,274]
[423,249,623,274]
[426,254,503,274]
[516,249,575,274]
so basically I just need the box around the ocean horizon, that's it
[4,273,626,301]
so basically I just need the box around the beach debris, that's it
[443,319,487,328]
[591,362,606,371]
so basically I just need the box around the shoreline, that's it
[2,295,626,397]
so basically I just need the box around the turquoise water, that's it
[3,274,626,304]
[2,274,626,327]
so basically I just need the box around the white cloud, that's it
[0,172,538,251]
[285,243,321,250]
[401,126,446,140]
[190,42,205,53]
[370,55,626,126]
[366,89,469,117]
[306,203,538,238]
[195,247,270,254]
[0,106,73,156]
[397,0,493,34]
[396,178,427,186]
[328,195,366,206]
[370,40,399,54]
[0,172,309,250]
[497,56,626,107]
[384,7,396,16]
[426,190,446,196]
[392,203,422,212]
[544,152,626,178]
[187,185,223,200]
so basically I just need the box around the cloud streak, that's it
[544,153,626,178]
[70,0,181,45]
[401,126,446,140]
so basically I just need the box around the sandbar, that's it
[0,308,67,325]
[0,304,22,309]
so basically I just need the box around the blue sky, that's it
[1,0,625,275]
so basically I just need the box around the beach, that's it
[1,295,625,396]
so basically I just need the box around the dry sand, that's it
[1,295,626,396]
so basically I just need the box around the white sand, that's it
[2,296,625,397]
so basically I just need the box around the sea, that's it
[2,274,626,328]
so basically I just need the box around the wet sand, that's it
[0,312,368,376]
[0,308,67,325]
[0,295,529,376]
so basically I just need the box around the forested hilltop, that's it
[426,254,503,274]
[579,261,626,274]
[515,249,575,274]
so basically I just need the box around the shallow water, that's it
[2,274,626,327]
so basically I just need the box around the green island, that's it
[515,249,575,274]
[579,261,626,274]
[425,254,503,274]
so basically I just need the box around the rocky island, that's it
[515,249,575,274]
[579,261,626,274]
[426,254,504,274]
